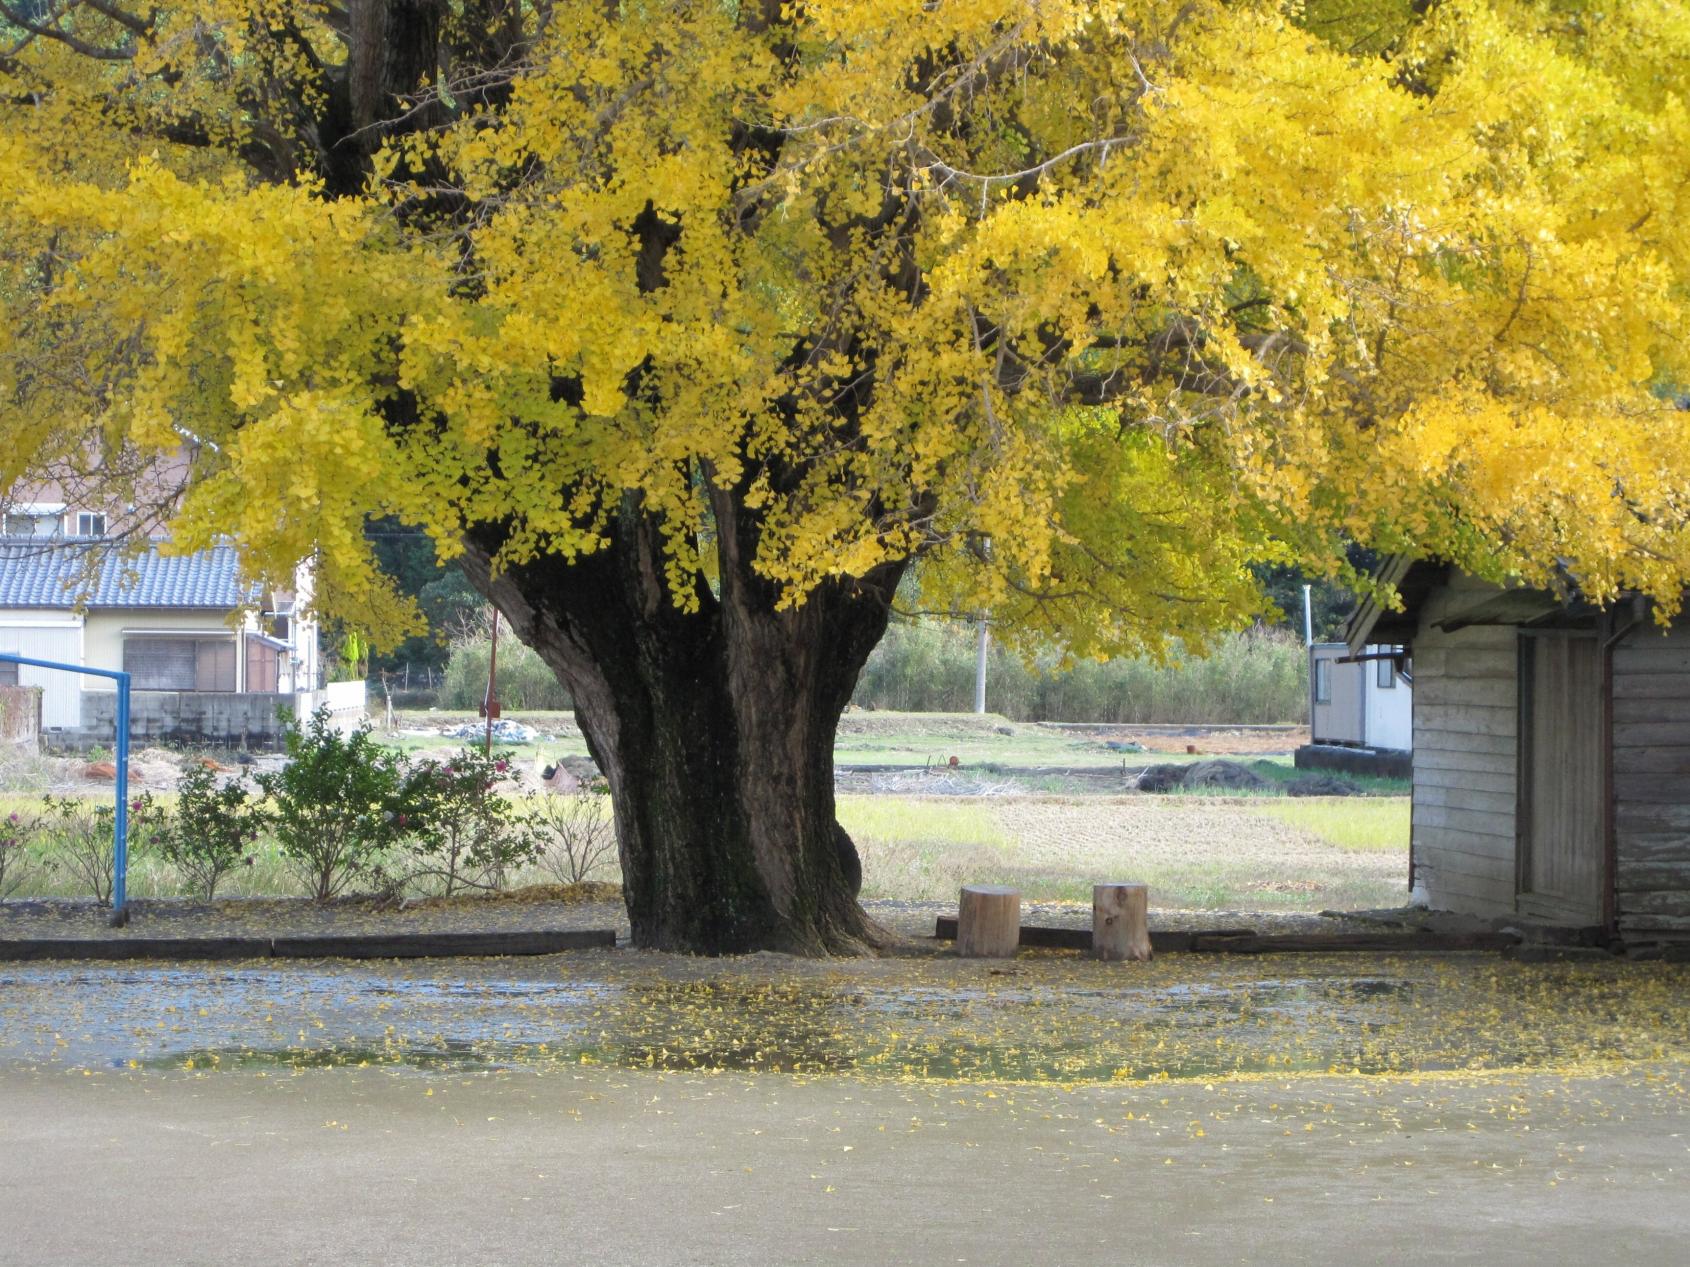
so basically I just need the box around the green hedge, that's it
[441,620,1308,723]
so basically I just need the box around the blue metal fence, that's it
[0,653,132,922]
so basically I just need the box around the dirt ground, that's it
[2,1065,1686,1266]
[1043,722,1311,755]
[1,947,1687,1264]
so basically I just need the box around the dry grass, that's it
[844,794,1409,911]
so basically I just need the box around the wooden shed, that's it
[1347,559,1689,953]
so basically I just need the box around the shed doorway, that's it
[1516,632,1605,924]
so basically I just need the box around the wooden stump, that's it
[1092,882,1151,962]
[957,885,1021,958]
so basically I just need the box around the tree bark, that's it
[459,498,899,955]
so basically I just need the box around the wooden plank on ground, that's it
[930,919,1515,954]
[1186,931,1519,954]
[931,917,1252,952]
[0,937,270,962]
[270,929,617,959]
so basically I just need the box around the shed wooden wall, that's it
[1411,579,1520,916]
[1611,623,1690,943]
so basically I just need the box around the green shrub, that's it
[161,766,266,900]
[255,709,412,900]
[852,623,1307,723]
[440,633,573,711]
[400,749,543,895]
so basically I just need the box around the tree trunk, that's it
[460,497,899,955]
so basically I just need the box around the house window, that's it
[75,512,106,537]
[122,638,237,691]
[2,512,55,537]
[1376,657,1396,689]
[0,659,17,687]
[1314,658,1332,704]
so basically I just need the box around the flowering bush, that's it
[400,749,542,895]
[38,790,167,906]
[160,765,267,901]
[254,708,412,900]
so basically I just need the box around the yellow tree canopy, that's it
[4,0,1690,651]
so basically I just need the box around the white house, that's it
[0,503,359,747]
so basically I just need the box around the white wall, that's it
[1362,647,1413,750]
[0,613,86,729]
[80,610,242,690]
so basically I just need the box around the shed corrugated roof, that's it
[0,539,257,610]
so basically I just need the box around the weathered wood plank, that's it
[1613,722,1690,748]
[1419,848,1514,885]
[1186,931,1518,954]
[1614,773,1690,804]
[1413,677,1517,708]
[1411,648,1517,679]
[1413,784,1516,815]
[1413,804,1516,838]
[1615,860,1690,890]
[1611,748,1690,776]
[1612,674,1690,700]
[1413,747,1518,778]
[1613,890,1690,916]
[928,919,1517,954]
[1415,724,1517,753]
[1617,802,1690,833]
[930,918,1251,952]
[1412,707,1517,739]
[269,930,617,959]
[1414,766,1516,795]
[1613,640,1690,674]
[1614,830,1690,861]
[1612,696,1690,725]
[1616,912,1690,932]
[1416,833,1517,865]
[0,937,270,962]
[1414,875,1517,914]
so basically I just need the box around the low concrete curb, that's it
[0,928,617,962]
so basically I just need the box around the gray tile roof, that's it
[0,539,258,610]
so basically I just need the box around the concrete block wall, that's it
[68,691,294,751]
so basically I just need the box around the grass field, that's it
[3,710,1411,911]
[3,789,1410,911]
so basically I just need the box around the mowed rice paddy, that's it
[844,796,1411,911]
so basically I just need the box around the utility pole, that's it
[1302,584,1314,647]
[483,608,501,756]
[973,616,989,714]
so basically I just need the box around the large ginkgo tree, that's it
[4,1,1689,951]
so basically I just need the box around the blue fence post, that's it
[0,653,134,924]
[112,671,131,925]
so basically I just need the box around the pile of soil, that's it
[1137,759,1271,793]
[1285,773,1364,797]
